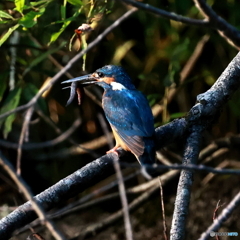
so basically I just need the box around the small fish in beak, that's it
[62,74,98,106]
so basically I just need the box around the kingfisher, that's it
[62,65,156,168]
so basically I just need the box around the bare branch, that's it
[195,52,240,118]
[16,107,34,175]
[0,117,81,150]
[0,151,116,240]
[113,154,133,240]
[193,0,240,49]
[15,171,141,235]
[69,170,178,240]
[119,0,209,26]
[170,125,203,240]
[122,162,240,176]
[159,178,168,240]
[198,191,240,240]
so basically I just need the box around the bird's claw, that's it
[106,146,119,156]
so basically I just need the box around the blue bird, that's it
[62,65,156,167]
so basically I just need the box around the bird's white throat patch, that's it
[111,82,126,91]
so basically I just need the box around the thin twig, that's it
[159,177,168,240]
[121,0,240,49]
[36,134,110,159]
[213,200,225,222]
[35,108,99,158]
[121,162,240,176]
[0,152,67,240]
[97,112,114,149]
[16,107,34,175]
[201,160,230,185]
[70,170,178,240]
[112,153,133,240]
[198,191,240,240]
[0,117,81,150]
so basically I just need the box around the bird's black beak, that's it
[61,74,98,106]
[61,74,97,85]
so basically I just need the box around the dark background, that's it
[0,0,240,239]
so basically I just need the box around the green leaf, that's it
[0,24,19,46]
[0,76,8,102]
[49,16,77,44]
[61,5,66,19]
[0,87,22,138]
[49,21,72,43]
[23,41,66,75]
[0,10,14,19]
[49,7,82,44]
[19,8,45,28]
[30,0,51,7]
[67,0,82,7]
[15,0,25,13]
[0,20,10,24]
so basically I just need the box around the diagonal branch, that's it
[0,152,116,240]
[119,0,209,26]
[193,0,240,49]
[198,190,240,240]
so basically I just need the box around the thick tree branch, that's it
[169,51,240,239]
[170,125,203,240]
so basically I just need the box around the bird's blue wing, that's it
[103,89,154,157]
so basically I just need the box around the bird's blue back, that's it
[102,88,155,139]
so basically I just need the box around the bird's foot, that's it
[106,146,119,156]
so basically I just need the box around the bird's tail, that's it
[137,137,156,165]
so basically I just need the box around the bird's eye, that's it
[97,72,104,78]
